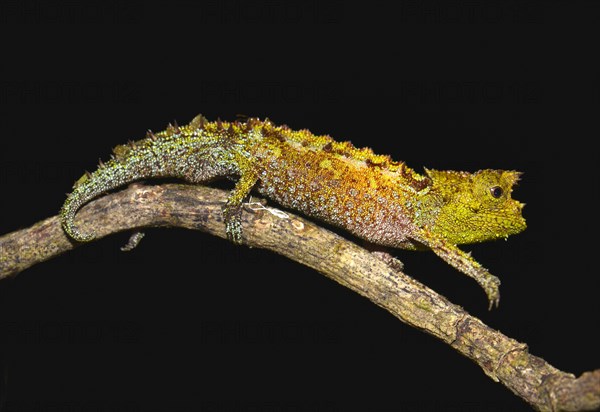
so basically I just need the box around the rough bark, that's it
[0,183,598,411]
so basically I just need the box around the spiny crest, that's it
[115,116,207,150]
[259,119,287,142]
[188,114,208,130]
[399,163,431,191]
[333,141,386,165]
[244,117,263,130]
[112,136,148,161]
[72,171,91,189]
[318,135,403,172]
[425,169,522,191]
[184,114,250,137]
[165,122,180,137]
[251,116,411,175]
[500,170,522,187]
[146,130,157,141]
[112,143,132,160]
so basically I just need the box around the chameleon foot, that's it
[121,231,145,252]
[222,205,243,245]
[481,274,501,310]
[370,250,404,272]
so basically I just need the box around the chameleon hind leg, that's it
[222,155,258,244]
[180,149,257,244]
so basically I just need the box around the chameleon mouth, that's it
[515,202,527,231]
[456,201,527,243]
[493,210,527,238]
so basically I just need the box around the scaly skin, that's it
[60,115,526,309]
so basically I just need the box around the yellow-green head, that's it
[423,169,526,245]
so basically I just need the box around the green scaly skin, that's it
[60,115,526,309]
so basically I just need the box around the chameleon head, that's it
[424,169,526,245]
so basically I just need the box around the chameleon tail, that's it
[60,158,146,242]
[60,134,237,242]
[60,115,246,242]
[61,185,97,242]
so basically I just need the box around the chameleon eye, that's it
[490,186,503,199]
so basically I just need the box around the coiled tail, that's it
[60,155,153,242]
[60,131,190,242]
[60,122,239,242]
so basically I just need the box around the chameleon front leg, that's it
[413,229,501,310]
[222,157,258,244]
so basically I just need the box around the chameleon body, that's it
[60,115,526,308]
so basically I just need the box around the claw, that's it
[484,276,501,310]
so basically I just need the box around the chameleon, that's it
[60,115,526,309]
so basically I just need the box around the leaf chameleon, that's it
[60,115,526,309]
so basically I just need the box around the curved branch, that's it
[0,183,598,411]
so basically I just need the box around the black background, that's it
[1,1,599,411]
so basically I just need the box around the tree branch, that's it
[0,183,598,411]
